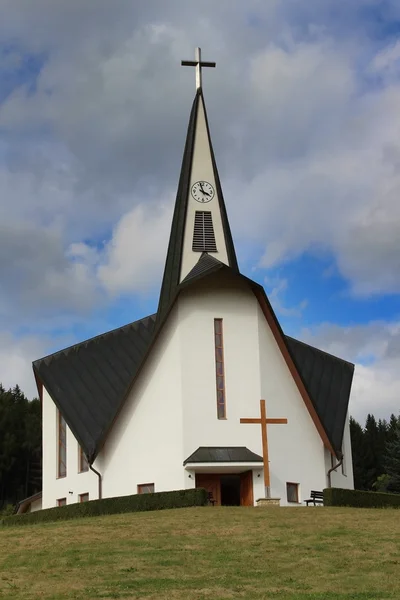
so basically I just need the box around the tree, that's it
[350,416,368,489]
[384,426,400,493]
[0,385,41,508]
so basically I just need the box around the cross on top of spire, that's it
[181,47,216,90]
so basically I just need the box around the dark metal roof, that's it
[181,252,225,284]
[156,89,238,324]
[184,447,263,465]
[33,315,156,462]
[286,336,354,453]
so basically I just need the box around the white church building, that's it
[32,49,354,511]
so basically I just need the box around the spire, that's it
[157,52,238,321]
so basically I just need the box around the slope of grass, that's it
[0,506,399,600]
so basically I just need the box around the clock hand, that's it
[198,182,211,197]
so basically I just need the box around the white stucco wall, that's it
[330,411,354,489]
[179,273,261,457]
[177,271,355,505]
[99,303,185,497]
[42,387,99,509]
[178,271,333,505]
[256,303,329,505]
[30,497,42,513]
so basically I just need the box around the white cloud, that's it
[300,321,400,423]
[0,332,49,399]
[223,39,400,296]
[97,202,172,295]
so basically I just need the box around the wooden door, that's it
[196,474,221,506]
[240,470,254,506]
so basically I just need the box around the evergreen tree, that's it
[384,426,400,493]
[0,385,41,508]
[350,416,367,489]
[362,414,380,490]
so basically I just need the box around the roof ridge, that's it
[34,313,156,365]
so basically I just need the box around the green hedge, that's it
[324,487,400,509]
[2,488,208,527]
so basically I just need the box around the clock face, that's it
[191,181,215,203]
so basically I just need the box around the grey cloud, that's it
[0,222,96,324]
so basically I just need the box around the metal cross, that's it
[181,47,216,90]
[240,399,288,499]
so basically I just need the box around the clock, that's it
[191,181,215,203]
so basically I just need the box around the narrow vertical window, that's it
[78,445,89,473]
[57,410,67,478]
[214,318,226,419]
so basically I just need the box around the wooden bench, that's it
[305,491,324,506]
[207,492,216,506]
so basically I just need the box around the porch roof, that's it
[183,446,263,465]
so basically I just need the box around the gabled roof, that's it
[157,89,238,323]
[34,254,354,462]
[33,315,156,462]
[184,446,263,465]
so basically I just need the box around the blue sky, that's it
[0,0,399,423]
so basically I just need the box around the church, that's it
[31,49,355,512]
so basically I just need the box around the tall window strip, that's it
[57,410,67,478]
[214,318,226,419]
[78,445,89,473]
[192,211,217,252]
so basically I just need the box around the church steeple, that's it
[157,49,239,320]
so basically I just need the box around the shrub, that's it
[1,488,208,527]
[324,487,400,508]
[0,504,15,517]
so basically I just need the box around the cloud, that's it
[222,38,400,297]
[0,221,97,327]
[0,332,49,399]
[97,201,172,295]
[300,321,400,423]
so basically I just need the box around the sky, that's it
[0,0,399,425]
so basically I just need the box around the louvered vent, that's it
[192,211,217,252]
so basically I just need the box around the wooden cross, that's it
[181,47,216,90]
[240,399,288,498]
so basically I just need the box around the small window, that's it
[79,493,89,503]
[57,410,67,478]
[57,498,66,507]
[192,211,217,252]
[78,445,89,473]
[286,482,299,503]
[138,483,155,494]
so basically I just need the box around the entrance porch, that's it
[184,446,264,507]
[196,471,254,506]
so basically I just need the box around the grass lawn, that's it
[0,506,399,600]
